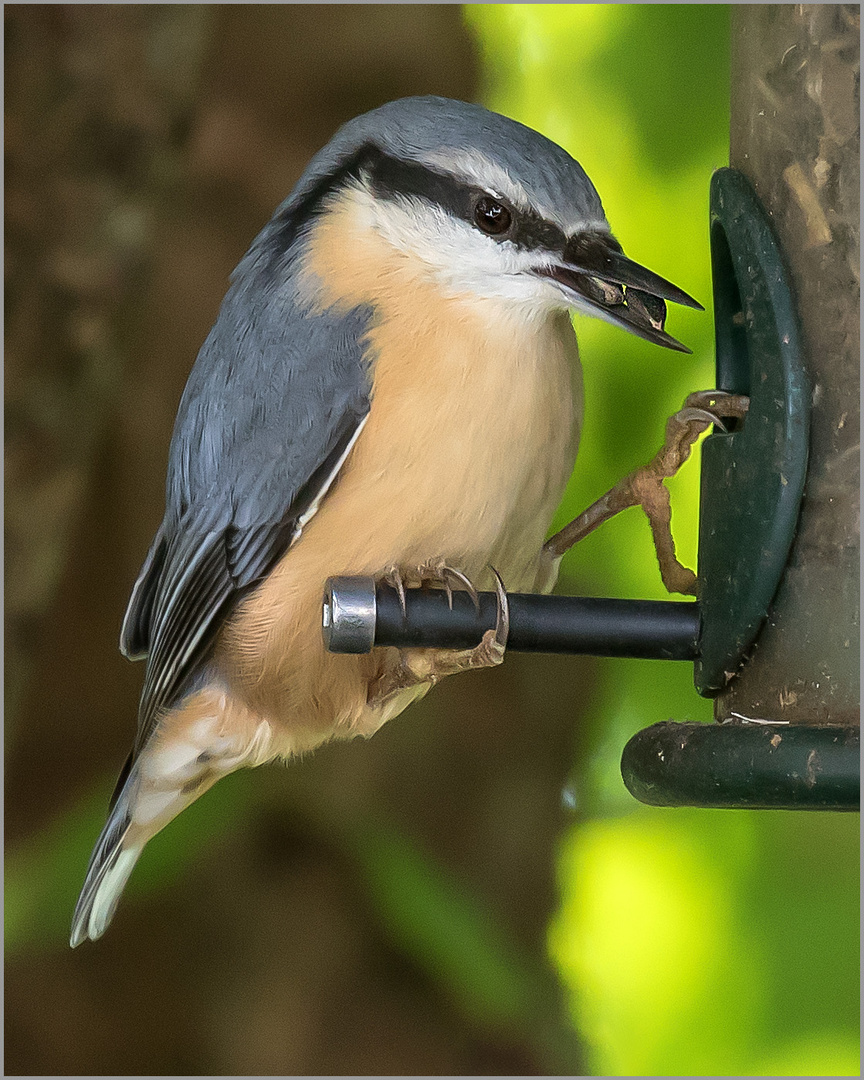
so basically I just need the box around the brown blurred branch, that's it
[4,5,210,726]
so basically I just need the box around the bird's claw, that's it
[681,389,750,422]
[378,559,485,619]
[435,565,509,671]
[663,391,749,459]
[423,562,481,614]
[382,565,408,617]
[674,406,728,433]
[489,565,509,652]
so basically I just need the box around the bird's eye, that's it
[473,196,513,236]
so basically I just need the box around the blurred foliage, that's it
[6,774,570,1051]
[353,821,540,1029]
[466,4,859,1077]
[350,819,572,1050]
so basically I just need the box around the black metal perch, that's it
[322,577,699,661]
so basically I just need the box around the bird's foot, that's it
[367,568,509,706]
[544,390,749,596]
[422,568,509,678]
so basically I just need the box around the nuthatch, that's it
[71,96,700,945]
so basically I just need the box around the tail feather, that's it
[71,709,274,946]
[70,779,142,948]
[70,743,219,946]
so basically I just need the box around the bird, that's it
[70,95,701,946]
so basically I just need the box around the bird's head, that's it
[257,96,702,351]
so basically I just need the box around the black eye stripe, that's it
[256,142,572,276]
[365,149,476,222]
[517,215,568,253]
[361,146,568,254]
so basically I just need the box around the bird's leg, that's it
[544,390,750,596]
[366,569,509,707]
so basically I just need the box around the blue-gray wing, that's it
[120,260,372,756]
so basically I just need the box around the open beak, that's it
[536,231,703,353]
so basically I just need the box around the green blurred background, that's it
[5,5,858,1075]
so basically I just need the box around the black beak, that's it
[537,232,703,353]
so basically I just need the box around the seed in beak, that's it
[592,277,626,306]
[624,287,667,331]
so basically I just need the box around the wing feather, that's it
[120,530,168,661]
[120,231,373,758]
